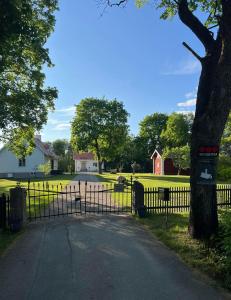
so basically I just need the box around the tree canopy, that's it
[0,0,58,143]
[52,139,69,157]
[107,0,221,28]
[71,98,129,173]
[163,145,190,174]
[139,113,168,156]
[161,113,191,148]
[105,0,231,239]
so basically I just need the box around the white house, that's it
[0,135,58,178]
[74,152,103,172]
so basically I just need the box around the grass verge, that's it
[0,229,23,257]
[135,212,231,291]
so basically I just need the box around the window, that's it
[93,162,97,167]
[18,158,26,167]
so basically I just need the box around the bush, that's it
[116,176,127,184]
[217,155,231,180]
[217,168,231,181]
[37,162,51,175]
[50,169,63,175]
[217,211,231,288]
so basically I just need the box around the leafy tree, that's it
[163,145,190,175]
[139,113,168,155]
[161,113,190,148]
[52,139,69,157]
[0,0,58,147]
[131,136,152,171]
[7,127,35,158]
[71,98,129,174]
[51,139,75,173]
[105,0,231,239]
[221,114,231,156]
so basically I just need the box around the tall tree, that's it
[105,0,231,239]
[163,145,190,175]
[52,139,75,173]
[161,113,190,148]
[0,0,58,146]
[52,139,69,157]
[221,113,231,156]
[139,113,168,155]
[71,98,129,174]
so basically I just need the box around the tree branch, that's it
[182,42,202,62]
[107,0,128,7]
[178,0,215,52]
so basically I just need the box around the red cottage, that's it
[151,149,190,176]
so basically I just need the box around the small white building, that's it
[74,152,102,172]
[0,135,58,178]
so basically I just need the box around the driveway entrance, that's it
[27,174,132,221]
[0,214,229,300]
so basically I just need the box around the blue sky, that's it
[42,0,203,142]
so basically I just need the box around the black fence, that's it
[27,181,133,220]
[144,185,231,213]
[1,182,231,227]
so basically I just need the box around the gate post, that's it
[0,194,7,230]
[9,187,27,232]
[133,181,146,217]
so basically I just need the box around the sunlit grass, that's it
[97,173,190,188]
[136,212,231,290]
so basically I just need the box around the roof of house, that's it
[73,152,95,160]
[151,149,163,159]
[0,137,58,159]
[35,138,58,159]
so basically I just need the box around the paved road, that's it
[0,214,230,300]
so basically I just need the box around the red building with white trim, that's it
[151,149,190,175]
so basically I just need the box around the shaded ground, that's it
[0,214,230,300]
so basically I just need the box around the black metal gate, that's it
[27,181,133,221]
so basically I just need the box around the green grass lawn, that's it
[0,174,76,194]
[136,212,231,291]
[97,173,190,188]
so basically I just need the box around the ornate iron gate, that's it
[27,181,133,221]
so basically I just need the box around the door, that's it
[81,161,87,171]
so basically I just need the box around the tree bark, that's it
[95,139,103,174]
[98,160,103,174]
[189,1,231,239]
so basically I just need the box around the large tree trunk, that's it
[98,160,103,174]
[94,139,103,174]
[189,2,231,239]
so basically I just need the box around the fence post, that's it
[9,187,27,232]
[133,181,146,217]
[0,194,7,230]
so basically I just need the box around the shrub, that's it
[217,155,231,180]
[50,170,63,175]
[116,176,127,184]
[217,211,231,288]
[217,168,231,181]
[37,162,51,175]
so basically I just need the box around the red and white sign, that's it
[198,146,219,157]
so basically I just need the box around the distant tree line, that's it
[69,97,194,174]
[50,102,231,177]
